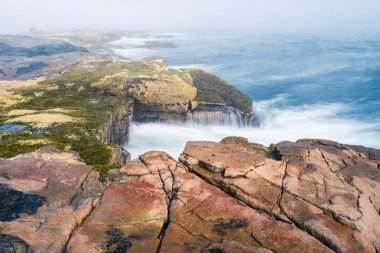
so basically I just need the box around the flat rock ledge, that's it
[0,139,379,253]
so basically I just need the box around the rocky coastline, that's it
[0,53,258,172]
[1,31,379,253]
[0,138,379,252]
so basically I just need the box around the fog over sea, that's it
[113,32,380,159]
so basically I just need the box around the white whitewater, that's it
[125,96,380,159]
[186,108,256,127]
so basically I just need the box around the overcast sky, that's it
[1,0,380,34]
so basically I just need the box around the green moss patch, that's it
[0,131,45,158]
[188,69,252,113]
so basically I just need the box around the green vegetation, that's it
[188,69,252,113]
[0,61,137,173]
[0,132,45,158]
[39,60,153,88]
[45,121,116,169]
[0,59,254,174]
[0,59,175,173]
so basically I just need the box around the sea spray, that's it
[124,98,380,159]
[186,105,258,127]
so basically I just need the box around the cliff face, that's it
[99,100,134,166]
[100,99,134,146]
[1,139,379,253]
[132,101,190,122]
[92,58,257,126]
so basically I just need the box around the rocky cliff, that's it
[92,58,256,126]
[1,138,379,252]
[187,69,253,114]
[92,58,197,123]
[0,57,258,173]
[99,100,134,166]
[100,100,134,146]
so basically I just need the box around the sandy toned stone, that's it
[183,141,266,175]
[45,108,75,114]
[139,151,177,173]
[275,140,380,252]
[6,113,80,128]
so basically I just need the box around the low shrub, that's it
[188,69,252,113]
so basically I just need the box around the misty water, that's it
[114,32,380,159]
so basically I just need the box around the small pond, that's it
[0,124,28,132]
[33,129,45,135]
[0,124,45,136]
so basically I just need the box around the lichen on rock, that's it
[1,138,378,252]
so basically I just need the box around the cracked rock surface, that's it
[0,146,101,253]
[182,139,380,253]
[0,139,379,253]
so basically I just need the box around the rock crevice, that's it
[1,139,379,252]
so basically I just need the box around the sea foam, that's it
[124,95,380,159]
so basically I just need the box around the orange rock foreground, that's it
[0,139,379,253]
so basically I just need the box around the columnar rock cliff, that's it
[0,138,379,252]
[100,100,134,145]
[99,100,133,166]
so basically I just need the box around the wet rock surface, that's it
[0,139,379,252]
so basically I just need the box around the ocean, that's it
[112,31,380,159]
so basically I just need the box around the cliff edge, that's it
[0,57,258,172]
